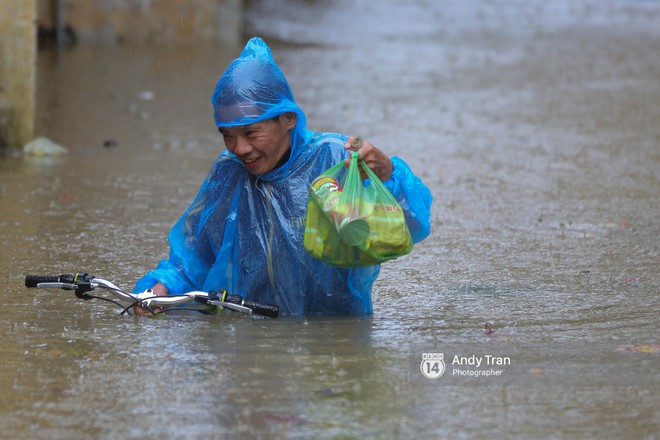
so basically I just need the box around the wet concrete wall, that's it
[0,0,37,147]
[37,0,243,45]
[0,0,242,148]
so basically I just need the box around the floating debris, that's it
[484,321,496,335]
[23,136,68,156]
[616,344,660,354]
[103,138,118,148]
[138,90,155,100]
[263,412,309,425]
[315,388,352,398]
[528,367,544,375]
[57,193,74,203]
[51,387,79,396]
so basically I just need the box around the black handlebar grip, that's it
[25,275,62,288]
[242,300,280,318]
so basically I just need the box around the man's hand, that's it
[343,137,394,182]
[132,282,169,316]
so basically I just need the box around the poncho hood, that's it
[211,37,310,181]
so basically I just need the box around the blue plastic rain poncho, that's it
[134,37,432,316]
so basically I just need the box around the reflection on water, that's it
[1,0,659,438]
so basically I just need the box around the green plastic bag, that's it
[304,152,413,267]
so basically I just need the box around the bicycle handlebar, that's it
[24,272,279,318]
[25,274,63,288]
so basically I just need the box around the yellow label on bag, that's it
[361,204,412,257]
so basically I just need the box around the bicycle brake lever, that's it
[37,282,77,290]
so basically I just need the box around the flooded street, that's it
[1,0,659,438]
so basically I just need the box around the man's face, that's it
[219,113,296,175]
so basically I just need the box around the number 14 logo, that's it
[420,353,445,379]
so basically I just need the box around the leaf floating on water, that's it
[484,321,496,335]
[528,367,544,375]
[57,193,74,203]
[616,344,660,354]
[51,388,79,396]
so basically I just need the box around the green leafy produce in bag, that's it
[304,151,413,267]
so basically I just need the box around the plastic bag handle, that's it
[349,151,382,183]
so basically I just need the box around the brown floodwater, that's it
[1,0,659,438]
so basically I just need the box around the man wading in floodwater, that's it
[134,37,432,316]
